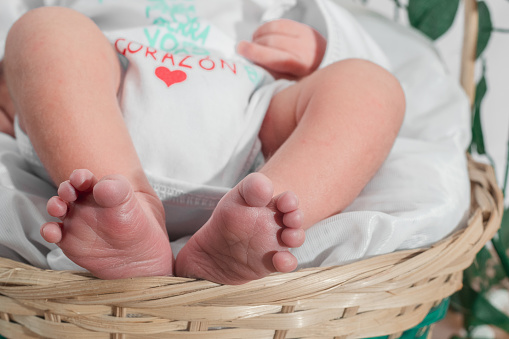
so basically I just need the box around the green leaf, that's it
[452,283,479,329]
[502,206,509,249]
[470,247,506,287]
[491,233,509,280]
[470,73,488,154]
[407,0,460,40]
[471,292,509,332]
[488,207,509,281]
[453,284,509,333]
[476,1,493,58]
[451,281,478,316]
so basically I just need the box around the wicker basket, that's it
[0,0,502,338]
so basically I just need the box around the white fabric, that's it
[0,0,470,271]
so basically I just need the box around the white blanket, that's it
[0,0,471,271]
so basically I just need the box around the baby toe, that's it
[239,173,274,207]
[41,222,63,244]
[93,174,132,208]
[283,209,303,229]
[69,169,98,192]
[272,251,298,273]
[276,191,299,213]
[47,196,68,218]
[281,228,305,248]
[57,180,78,202]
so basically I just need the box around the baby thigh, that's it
[258,59,406,228]
[3,7,147,188]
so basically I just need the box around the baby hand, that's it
[237,19,327,80]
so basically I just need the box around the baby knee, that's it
[6,7,95,57]
[8,7,76,38]
[334,59,405,126]
[5,6,109,80]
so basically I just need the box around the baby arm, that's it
[0,60,15,137]
[237,19,327,80]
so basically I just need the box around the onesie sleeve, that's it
[314,0,392,71]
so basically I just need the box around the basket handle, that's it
[460,0,478,109]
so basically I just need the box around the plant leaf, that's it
[471,292,509,332]
[489,207,509,280]
[476,1,493,58]
[470,72,488,154]
[502,207,509,243]
[407,0,460,40]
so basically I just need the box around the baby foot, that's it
[175,173,305,285]
[41,169,173,279]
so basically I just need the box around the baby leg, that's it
[175,60,403,285]
[4,7,173,278]
[259,59,406,228]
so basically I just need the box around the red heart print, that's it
[155,67,187,87]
